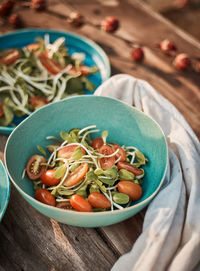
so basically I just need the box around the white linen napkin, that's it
[94,74,200,271]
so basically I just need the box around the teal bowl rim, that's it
[5,95,168,217]
[0,159,10,221]
[0,28,111,134]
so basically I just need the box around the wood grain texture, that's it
[0,0,200,270]
[0,187,119,271]
[67,0,200,138]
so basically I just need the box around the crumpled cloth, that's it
[94,74,200,271]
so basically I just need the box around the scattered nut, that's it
[9,13,22,27]
[173,53,191,71]
[31,0,46,11]
[101,16,119,33]
[131,47,144,62]
[67,12,84,27]
[158,39,176,54]
[0,0,15,16]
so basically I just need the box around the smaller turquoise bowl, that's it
[0,159,10,221]
[5,96,168,227]
[0,29,111,134]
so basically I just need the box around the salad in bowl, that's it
[25,125,148,212]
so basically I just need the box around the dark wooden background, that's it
[0,0,199,270]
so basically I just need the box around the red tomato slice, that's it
[80,65,90,76]
[42,50,50,58]
[70,194,92,212]
[40,169,61,186]
[99,145,115,170]
[0,49,19,65]
[38,52,63,75]
[26,155,47,180]
[0,102,4,118]
[91,137,104,150]
[68,65,90,76]
[35,188,56,206]
[26,43,40,51]
[58,145,86,159]
[29,96,49,109]
[88,192,111,209]
[112,144,126,162]
[64,163,88,187]
[117,161,143,176]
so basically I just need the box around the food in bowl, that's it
[25,125,148,212]
[0,34,98,127]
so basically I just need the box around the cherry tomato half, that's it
[26,155,47,180]
[64,163,88,187]
[40,169,61,186]
[80,65,90,76]
[29,96,49,109]
[58,144,86,159]
[68,65,90,76]
[99,145,115,170]
[26,43,40,51]
[38,52,63,75]
[117,181,142,201]
[117,161,143,176]
[91,137,104,150]
[0,49,19,65]
[88,192,111,209]
[35,188,56,206]
[70,194,92,212]
[112,144,126,162]
[0,102,4,118]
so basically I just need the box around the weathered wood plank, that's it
[99,210,146,255]
[0,187,119,271]
[66,0,200,138]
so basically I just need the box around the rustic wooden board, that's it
[0,188,119,271]
[0,0,200,270]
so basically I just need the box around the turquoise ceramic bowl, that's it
[0,159,10,221]
[5,96,168,227]
[0,29,111,134]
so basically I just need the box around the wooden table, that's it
[0,1,199,270]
